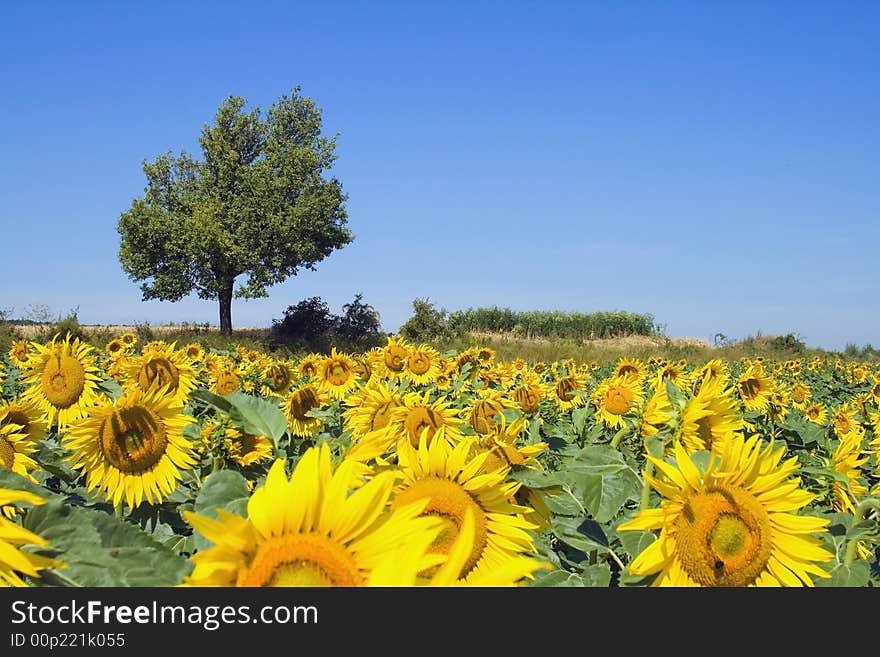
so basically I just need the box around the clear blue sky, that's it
[1,1,877,351]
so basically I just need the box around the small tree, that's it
[271,297,335,353]
[399,298,452,343]
[335,293,383,350]
[118,87,352,334]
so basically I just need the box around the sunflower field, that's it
[1,332,879,587]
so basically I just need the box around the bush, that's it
[334,294,384,351]
[271,297,334,353]
[271,294,386,353]
[771,333,806,354]
[399,298,454,343]
[37,308,89,344]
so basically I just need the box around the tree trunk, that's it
[218,283,233,335]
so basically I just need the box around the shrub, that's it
[334,293,384,351]
[271,294,385,353]
[399,298,454,343]
[771,333,806,354]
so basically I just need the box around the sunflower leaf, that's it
[529,569,588,587]
[23,499,191,586]
[578,562,613,587]
[193,469,250,520]
[551,516,609,553]
[562,445,642,523]
[0,468,54,498]
[818,560,870,587]
[222,391,289,448]
[615,527,656,562]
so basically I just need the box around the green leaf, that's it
[190,389,288,449]
[529,569,587,587]
[542,488,586,516]
[551,516,609,553]
[190,470,251,552]
[578,562,613,587]
[189,388,236,414]
[23,499,191,586]
[33,439,80,483]
[562,445,642,523]
[615,527,656,562]
[224,391,288,445]
[818,560,870,587]
[571,406,588,436]
[508,468,565,490]
[97,376,123,401]
[0,469,53,497]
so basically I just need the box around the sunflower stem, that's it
[639,460,654,511]
[610,427,628,449]
[844,498,880,567]
[211,456,224,474]
[114,503,124,519]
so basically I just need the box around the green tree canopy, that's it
[118,87,352,333]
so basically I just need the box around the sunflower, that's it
[223,427,274,468]
[657,360,688,388]
[678,377,744,453]
[353,355,373,385]
[295,353,322,381]
[475,346,496,367]
[210,367,241,396]
[341,383,403,441]
[639,375,674,438]
[593,375,644,430]
[466,389,515,435]
[870,378,880,405]
[261,361,295,398]
[381,336,410,378]
[183,342,205,363]
[695,359,731,388]
[766,383,791,424]
[832,402,863,440]
[0,399,47,445]
[829,432,869,515]
[789,381,812,410]
[21,334,103,430]
[317,348,359,400]
[455,349,482,380]
[736,364,774,413]
[433,366,455,391]
[619,436,833,586]
[804,402,827,425]
[8,339,34,368]
[614,357,647,384]
[512,382,543,415]
[63,384,198,508]
[391,434,546,584]
[849,364,871,384]
[119,332,137,348]
[183,445,447,586]
[403,344,442,386]
[281,384,327,438]
[0,422,38,481]
[121,341,198,407]
[473,415,547,470]
[350,391,465,462]
[392,391,466,449]
[0,488,65,586]
[547,372,588,411]
[104,338,128,360]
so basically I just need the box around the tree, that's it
[118,87,352,334]
[335,293,383,350]
[399,298,452,343]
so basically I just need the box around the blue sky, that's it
[1,1,877,351]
